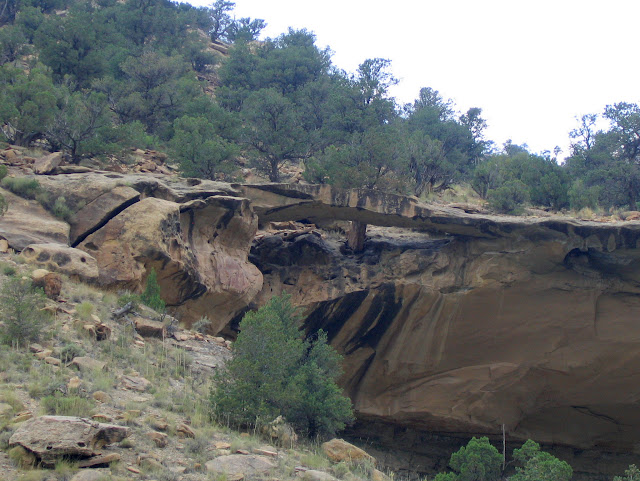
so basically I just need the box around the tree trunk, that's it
[269,159,280,182]
[347,221,367,252]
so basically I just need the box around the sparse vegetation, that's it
[116,291,140,309]
[193,316,212,334]
[0,192,7,216]
[0,277,48,346]
[1,262,16,276]
[1,177,41,199]
[59,342,84,363]
[141,268,165,312]
[615,464,640,481]
[41,393,94,417]
[75,300,94,321]
[50,196,73,221]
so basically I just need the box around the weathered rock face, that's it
[9,416,128,466]
[0,187,69,250]
[8,170,640,470]
[1,171,260,321]
[243,184,640,463]
[78,194,261,326]
[21,243,98,282]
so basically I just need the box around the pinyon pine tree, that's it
[211,294,353,438]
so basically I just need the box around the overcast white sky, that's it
[186,0,639,159]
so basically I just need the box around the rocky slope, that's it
[0,255,383,481]
[3,156,640,477]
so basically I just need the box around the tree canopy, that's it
[0,0,638,215]
[210,294,353,438]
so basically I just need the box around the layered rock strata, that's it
[243,183,640,456]
[4,173,640,463]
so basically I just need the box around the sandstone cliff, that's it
[241,184,640,456]
[3,172,640,473]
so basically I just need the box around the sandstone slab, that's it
[205,454,276,477]
[21,243,98,282]
[70,470,110,481]
[298,470,339,481]
[69,185,140,245]
[0,186,69,250]
[133,317,165,338]
[33,152,63,175]
[121,375,151,392]
[9,416,128,465]
[77,452,120,468]
[70,357,106,372]
[322,439,375,464]
[79,195,262,328]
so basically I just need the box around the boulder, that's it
[205,454,276,478]
[121,375,151,392]
[44,356,61,366]
[70,470,110,481]
[32,270,62,299]
[77,452,120,468]
[298,470,339,481]
[33,152,63,175]
[176,423,195,439]
[69,357,106,372]
[321,439,375,465]
[12,412,33,423]
[35,349,53,360]
[9,416,128,466]
[133,317,165,338]
[148,431,168,448]
[21,244,98,283]
[78,195,262,328]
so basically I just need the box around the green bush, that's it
[511,439,572,481]
[60,343,85,363]
[0,277,48,347]
[2,264,15,276]
[487,180,530,214]
[0,193,7,217]
[33,192,73,221]
[1,176,41,199]
[211,294,353,438]
[435,436,503,481]
[434,438,573,481]
[193,316,212,334]
[117,291,141,309]
[614,464,640,481]
[52,196,73,221]
[76,301,95,321]
[141,268,165,312]
[568,179,600,211]
[0,164,8,180]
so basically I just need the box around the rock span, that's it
[3,174,640,472]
